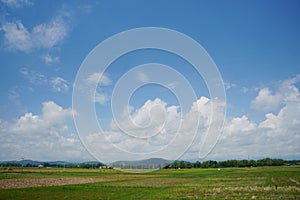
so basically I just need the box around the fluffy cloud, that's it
[10,101,74,134]
[251,75,300,112]
[209,75,300,160]
[80,96,226,163]
[0,101,90,161]
[251,88,282,111]
[2,75,299,162]
[279,74,300,102]
[88,75,299,162]
[1,17,68,52]
[225,115,256,134]
[110,98,180,139]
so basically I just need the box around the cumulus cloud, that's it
[10,101,74,134]
[79,95,226,163]
[2,75,299,162]
[279,74,300,102]
[209,75,300,160]
[213,101,300,160]
[0,101,90,161]
[225,115,256,134]
[93,75,300,162]
[110,98,180,139]
[251,87,282,111]
[1,17,68,52]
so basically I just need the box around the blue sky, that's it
[0,0,300,162]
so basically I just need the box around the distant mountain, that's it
[0,158,171,169]
[0,159,43,166]
[81,161,104,164]
[111,158,171,169]
[0,160,103,167]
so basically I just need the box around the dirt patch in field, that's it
[0,177,107,189]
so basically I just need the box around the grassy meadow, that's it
[0,166,299,199]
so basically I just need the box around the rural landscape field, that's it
[1,1,300,199]
[0,166,299,199]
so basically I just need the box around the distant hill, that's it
[111,158,171,169]
[0,159,104,168]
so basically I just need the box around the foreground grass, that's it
[0,166,299,199]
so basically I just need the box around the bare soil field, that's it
[0,177,107,189]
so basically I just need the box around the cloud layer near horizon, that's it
[0,75,299,162]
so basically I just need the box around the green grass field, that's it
[0,166,299,199]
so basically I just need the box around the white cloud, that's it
[94,92,109,104]
[50,77,70,93]
[1,0,33,8]
[252,75,300,112]
[31,18,68,49]
[208,75,300,160]
[224,81,236,90]
[86,72,112,104]
[213,100,300,160]
[20,67,47,84]
[81,96,226,162]
[87,72,112,86]
[251,87,282,111]
[279,74,300,102]
[95,75,300,162]
[110,98,180,139]
[225,115,256,134]
[259,112,281,129]
[20,68,70,93]
[0,101,90,161]
[1,17,68,52]
[42,54,60,65]
[1,75,299,162]
[10,101,74,134]
[1,21,32,52]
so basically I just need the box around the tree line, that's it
[0,162,106,169]
[1,158,299,169]
[165,158,299,169]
